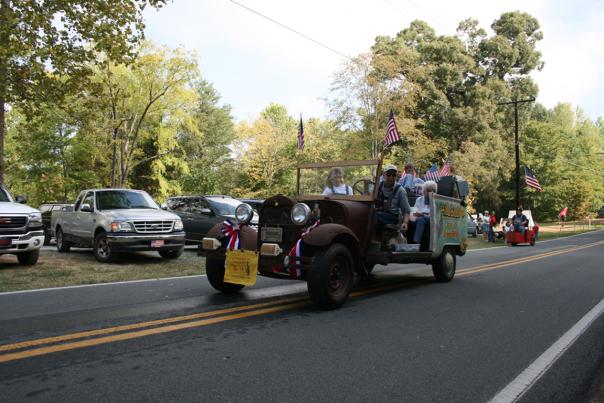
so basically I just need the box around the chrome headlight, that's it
[110,221,134,232]
[235,203,253,224]
[28,212,42,225]
[291,203,311,225]
[173,219,183,231]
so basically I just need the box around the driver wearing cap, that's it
[375,164,410,233]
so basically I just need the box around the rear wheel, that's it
[206,255,245,293]
[307,243,354,309]
[432,246,456,282]
[159,247,184,259]
[56,228,71,252]
[17,249,39,265]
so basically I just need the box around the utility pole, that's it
[497,97,535,209]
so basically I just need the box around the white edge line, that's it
[0,274,207,296]
[489,297,604,403]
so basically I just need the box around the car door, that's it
[188,197,218,242]
[73,191,96,239]
[167,198,192,241]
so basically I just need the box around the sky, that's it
[144,0,604,123]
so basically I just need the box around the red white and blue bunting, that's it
[288,220,321,278]
[221,219,244,250]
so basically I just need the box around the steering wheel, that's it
[352,179,375,195]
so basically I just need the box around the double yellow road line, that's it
[1,240,603,364]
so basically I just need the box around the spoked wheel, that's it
[206,255,245,293]
[431,246,456,282]
[307,243,353,309]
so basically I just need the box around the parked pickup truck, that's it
[51,188,185,262]
[0,184,44,265]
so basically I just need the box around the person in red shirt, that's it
[488,212,497,242]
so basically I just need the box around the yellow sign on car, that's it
[224,249,258,286]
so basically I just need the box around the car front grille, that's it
[0,216,27,229]
[133,221,174,233]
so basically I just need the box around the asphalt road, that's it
[1,231,603,402]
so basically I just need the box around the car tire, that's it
[431,246,456,282]
[56,228,71,252]
[307,243,354,310]
[17,249,39,266]
[206,255,245,293]
[93,232,117,263]
[159,247,184,259]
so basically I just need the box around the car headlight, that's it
[291,203,311,225]
[28,212,42,226]
[173,220,183,231]
[235,203,254,224]
[111,221,133,232]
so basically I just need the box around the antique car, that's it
[200,159,469,309]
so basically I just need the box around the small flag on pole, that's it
[384,110,401,147]
[297,115,304,150]
[558,207,568,217]
[438,160,452,176]
[524,166,542,191]
[424,163,440,181]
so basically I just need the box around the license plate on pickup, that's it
[224,249,258,286]
[261,227,282,242]
[151,240,165,248]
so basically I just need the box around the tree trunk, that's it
[0,0,9,184]
[0,98,4,184]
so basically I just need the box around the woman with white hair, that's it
[411,180,438,244]
[322,167,353,196]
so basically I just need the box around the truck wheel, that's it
[206,256,244,293]
[17,249,39,265]
[56,228,71,252]
[432,246,456,282]
[93,232,117,263]
[159,247,184,259]
[307,243,353,309]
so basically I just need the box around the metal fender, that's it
[302,223,359,247]
[207,222,258,251]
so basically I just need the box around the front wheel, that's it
[17,249,40,265]
[307,243,354,309]
[432,247,456,282]
[206,255,245,293]
[93,232,117,263]
[159,247,184,259]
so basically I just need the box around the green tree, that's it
[0,0,167,182]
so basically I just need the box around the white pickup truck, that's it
[0,184,44,265]
[51,188,185,262]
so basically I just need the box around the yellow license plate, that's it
[224,249,258,286]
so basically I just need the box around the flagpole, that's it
[497,97,535,208]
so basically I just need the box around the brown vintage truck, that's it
[200,159,469,309]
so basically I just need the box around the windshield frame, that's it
[296,159,382,202]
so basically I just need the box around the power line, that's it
[228,0,353,61]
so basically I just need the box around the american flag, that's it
[297,115,304,150]
[524,166,542,191]
[439,160,452,176]
[424,163,440,181]
[384,110,401,147]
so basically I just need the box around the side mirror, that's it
[15,195,27,204]
[160,203,168,210]
[80,203,92,212]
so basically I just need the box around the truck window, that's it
[190,198,210,214]
[96,190,158,210]
[167,198,189,212]
[81,192,94,210]
[73,193,85,211]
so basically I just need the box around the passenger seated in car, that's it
[411,180,437,245]
[322,167,353,196]
[511,208,529,234]
[374,164,410,234]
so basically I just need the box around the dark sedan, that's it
[165,195,252,244]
